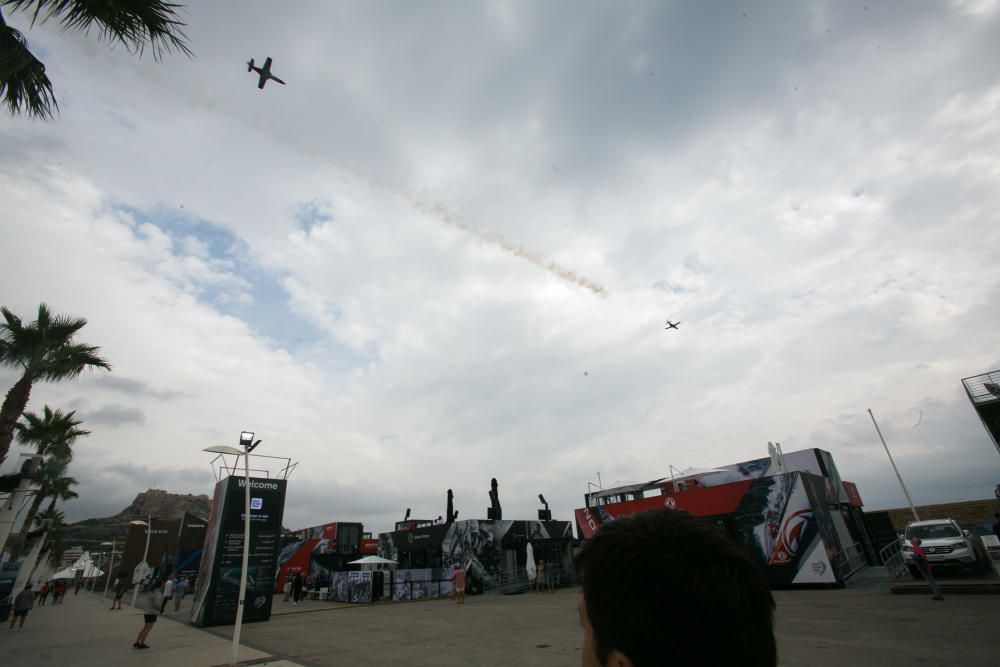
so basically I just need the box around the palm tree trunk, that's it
[0,370,33,468]
[12,484,46,559]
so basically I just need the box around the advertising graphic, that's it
[189,476,287,627]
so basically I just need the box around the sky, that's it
[1,1,999,534]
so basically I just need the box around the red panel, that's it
[360,538,378,554]
[276,538,318,590]
[842,481,863,507]
[575,480,755,539]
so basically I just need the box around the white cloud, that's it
[1,2,999,532]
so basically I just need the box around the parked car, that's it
[901,518,992,578]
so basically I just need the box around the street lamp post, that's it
[204,431,261,667]
[101,540,115,597]
[130,517,152,608]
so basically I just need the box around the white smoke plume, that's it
[409,197,609,298]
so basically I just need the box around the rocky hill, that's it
[62,489,211,549]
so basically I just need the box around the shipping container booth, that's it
[575,448,873,587]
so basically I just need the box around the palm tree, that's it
[0,303,109,467]
[44,471,79,513]
[15,406,88,462]
[11,406,86,555]
[14,456,75,554]
[34,506,66,567]
[1,0,192,119]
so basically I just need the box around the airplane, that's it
[247,57,286,89]
[665,320,681,330]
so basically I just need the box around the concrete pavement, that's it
[2,590,299,667]
[3,584,997,666]
[224,587,999,666]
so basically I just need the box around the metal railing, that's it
[484,565,568,595]
[834,542,868,582]
[879,540,906,581]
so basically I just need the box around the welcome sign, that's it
[189,475,287,627]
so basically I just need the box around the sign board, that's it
[189,475,287,627]
[132,561,151,585]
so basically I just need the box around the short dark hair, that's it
[577,509,776,667]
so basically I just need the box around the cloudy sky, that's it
[2,1,999,533]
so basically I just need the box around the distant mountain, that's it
[62,489,211,550]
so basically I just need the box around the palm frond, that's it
[37,342,111,380]
[3,0,193,60]
[16,405,89,460]
[0,20,56,119]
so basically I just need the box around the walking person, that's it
[9,583,34,630]
[54,580,67,604]
[282,575,292,602]
[535,560,545,593]
[38,581,50,606]
[160,576,174,614]
[133,581,164,649]
[451,563,466,604]
[292,571,305,605]
[910,537,944,601]
[172,575,188,613]
[111,575,126,610]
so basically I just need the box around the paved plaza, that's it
[2,584,997,666]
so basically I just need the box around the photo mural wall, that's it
[327,571,374,603]
[575,471,844,586]
[730,472,841,585]
[378,518,573,597]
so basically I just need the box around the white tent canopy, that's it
[52,551,104,579]
[348,555,396,565]
[348,555,397,570]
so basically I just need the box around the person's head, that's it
[24,582,32,590]
[576,509,776,667]
[910,537,921,546]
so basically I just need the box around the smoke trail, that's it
[409,197,609,298]
[183,88,609,297]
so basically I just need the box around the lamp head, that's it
[239,431,255,448]
[204,445,243,456]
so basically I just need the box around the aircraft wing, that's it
[263,57,273,73]
[258,74,267,89]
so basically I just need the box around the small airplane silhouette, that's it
[665,320,681,330]
[247,57,285,89]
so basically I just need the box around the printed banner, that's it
[189,476,287,627]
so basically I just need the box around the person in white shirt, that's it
[159,576,175,614]
[134,582,164,649]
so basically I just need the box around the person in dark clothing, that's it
[292,571,305,605]
[38,581,50,605]
[992,513,1000,541]
[111,576,127,610]
[10,583,34,629]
